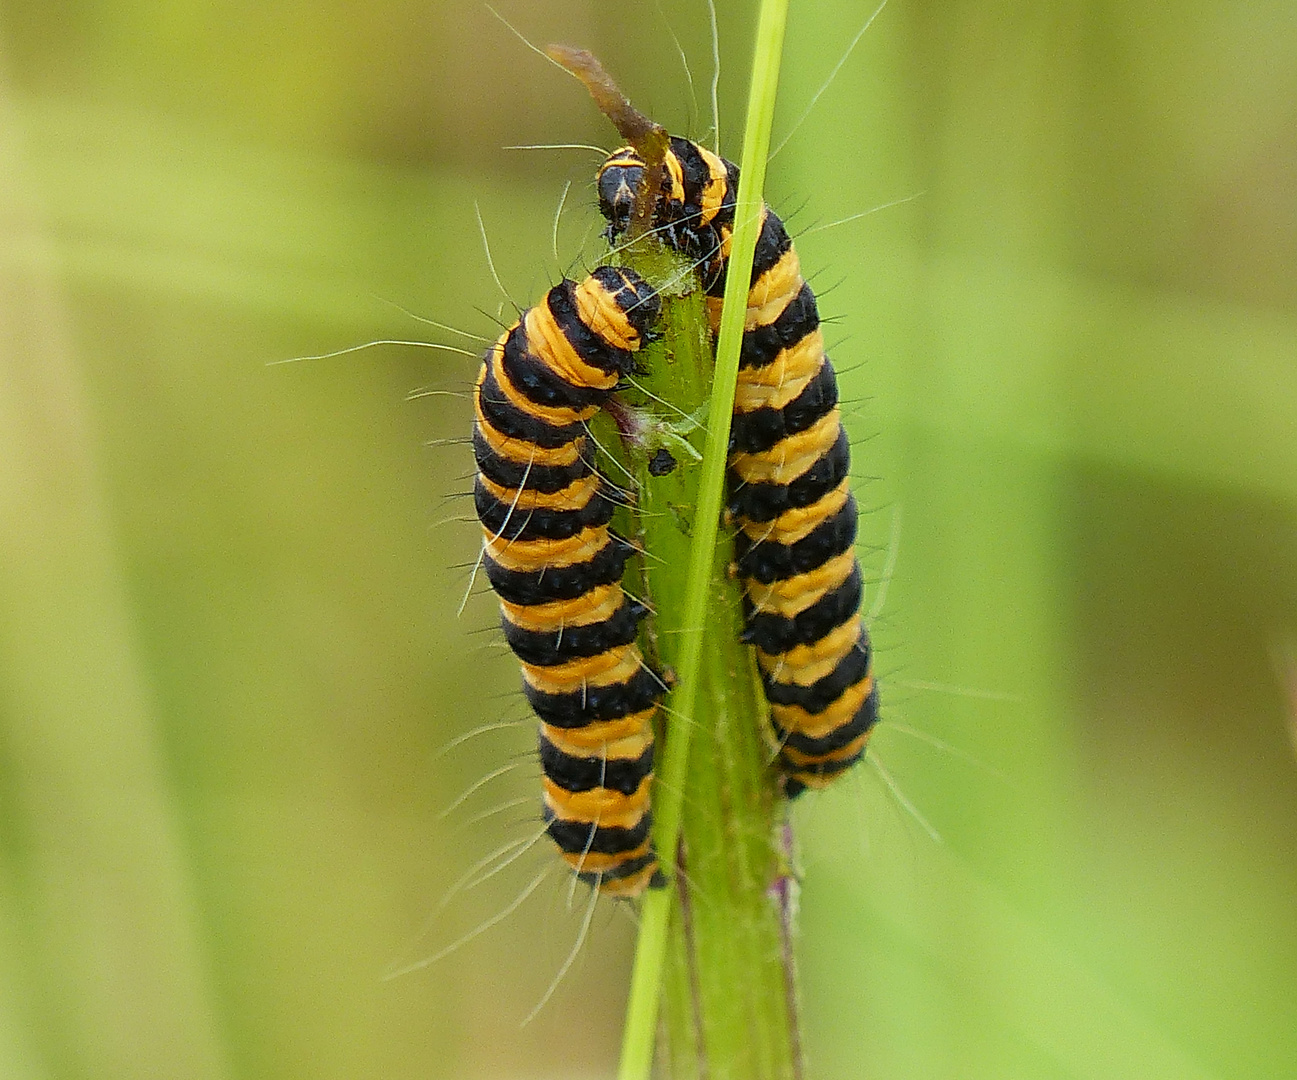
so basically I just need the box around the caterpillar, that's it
[597,137,879,797]
[472,265,667,896]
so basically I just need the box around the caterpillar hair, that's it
[472,265,668,895]
[597,139,878,797]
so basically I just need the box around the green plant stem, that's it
[617,2,791,1077]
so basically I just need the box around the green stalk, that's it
[617,2,792,1077]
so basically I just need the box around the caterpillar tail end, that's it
[586,853,664,899]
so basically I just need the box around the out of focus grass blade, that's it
[0,85,229,1080]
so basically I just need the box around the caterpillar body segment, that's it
[472,265,666,896]
[597,141,879,797]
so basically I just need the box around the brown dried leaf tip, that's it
[547,44,669,243]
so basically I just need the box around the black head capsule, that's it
[597,149,646,241]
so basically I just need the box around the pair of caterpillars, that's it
[471,135,878,897]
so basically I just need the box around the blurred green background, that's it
[1,1,1294,1077]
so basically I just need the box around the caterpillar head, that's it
[597,147,647,242]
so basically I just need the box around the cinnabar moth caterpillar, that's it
[597,138,878,797]
[473,265,667,896]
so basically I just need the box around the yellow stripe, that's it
[499,583,623,632]
[597,861,660,897]
[540,708,656,750]
[780,730,871,772]
[763,623,863,688]
[745,550,856,619]
[557,839,653,877]
[664,150,686,208]
[474,362,584,466]
[746,243,803,328]
[541,727,653,762]
[476,471,601,512]
[521,644,647,696]
[733,332,825,407]
[771,674,874,739]
[729,409,842,486]
[758,618,859,672]
[575,273,641,352]
[705,294,724,333]
[484,338,598,429]
[543,775,651,826]
[482,524,613,572]
[696,144,730,226]
[474,413,584,467]
[522,303,618,394]
[599,147,641,172]
[738,479,850,546]
[720,223,734,260]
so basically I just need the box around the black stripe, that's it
[546,277,633,380]
[671,139,710,202]
[658,141,730,293]
[781,750,861,798]
[698,230,730,297]
[734,494,858,586]
[478,359,585,449]
[577,851,661,887]
[500,316,608,411]
[774,680,878,758]
[483,532,633,606]
[669,216,725,290]
[738,281,820,370]
[684,148,738,277]
[716,158,740,227]
[474,476,614,542]
[672,138,715,223]
[503,597,648,666]
[701,201,794,300]
[539,735,654,795]
[741,564,863,654]
[729,425,850,524]
[750,208,792,284]
[729,359,839,455]
[544,806,652,856]
[762,641,871,715]
[472,426,592,495]
[525,664,664,729]
[589,265,661,341]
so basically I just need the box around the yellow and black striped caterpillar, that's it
[598,137,878,796]
[472,265,666,896]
